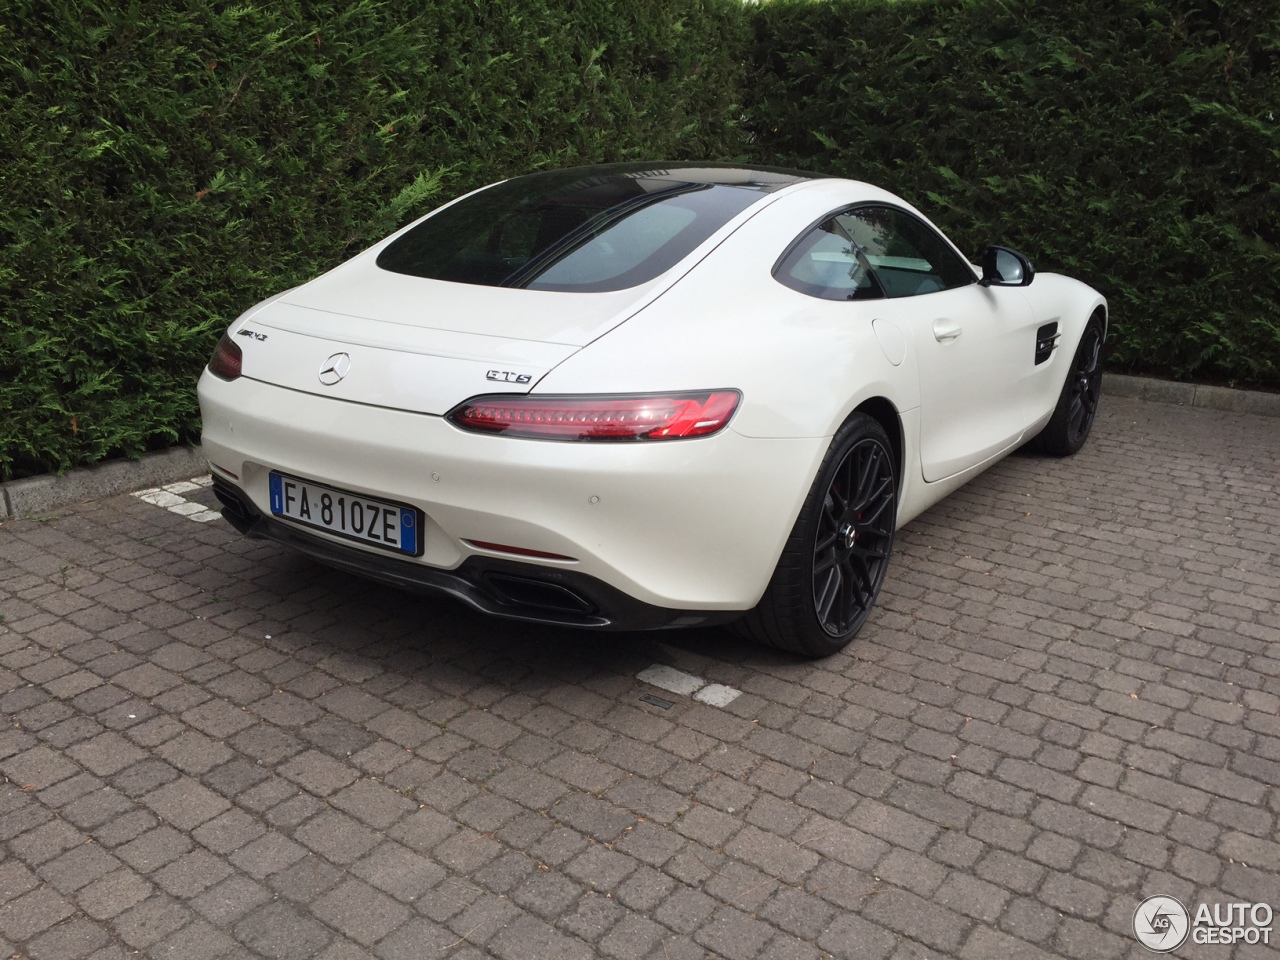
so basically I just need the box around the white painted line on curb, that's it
[694,683,742,707]
[637,663,742,708]
[637,664,704,696]
[133,476,221,523]
[138,490,185,508]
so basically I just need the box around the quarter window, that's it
[774,217,882,301]
[776,205,975,300]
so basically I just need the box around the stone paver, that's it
[0,395,1277,958]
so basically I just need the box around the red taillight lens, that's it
[208,334,242,381]
[447,391,741,441]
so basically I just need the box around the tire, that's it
[1029,313,1105,456]
[734,413,896,657]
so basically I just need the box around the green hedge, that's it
[0,0,749,479]
[2,0,1278,479]
[744,0,1280,387]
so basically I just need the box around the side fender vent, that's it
[1035,322,1060,365]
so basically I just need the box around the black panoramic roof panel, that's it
[376,162,827,292]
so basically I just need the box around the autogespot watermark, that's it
[1133,895,1274,952]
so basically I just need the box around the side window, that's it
[773,218,883,301]
[774,205,975,302]
[840,206,975,298]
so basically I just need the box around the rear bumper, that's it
[212,475,733,630]
[198,372,827,612]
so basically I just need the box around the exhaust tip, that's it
[484,573,595,615]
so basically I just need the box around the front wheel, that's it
[734,414,896,657]
[1029,313,1104,456]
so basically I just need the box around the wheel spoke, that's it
[856,542,890,560]
[823,492,843,525]
[859,477,895,521]
[1068,393,1085,434]
[1076,333,1096,373]
[1083,388,1097,426]
[847,554,873,607]
[830,558,855,617]
[815,566,841,625]
[1084,336,1101,374]
[813,549,838,574]
[853,446,881,505]
[830,459,847,508]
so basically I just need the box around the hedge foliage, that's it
[745,0,1280,387]
[2,0,1277,479]
[0,0,749,479]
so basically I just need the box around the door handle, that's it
[932,319,963,342]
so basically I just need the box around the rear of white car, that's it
[197,164,829,627]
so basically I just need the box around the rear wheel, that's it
[1030,314,1104,456]
[735,414,896,657]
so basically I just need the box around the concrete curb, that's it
[2,375,1276,521]
[2,445,207,521]
[1104,373,1280,417]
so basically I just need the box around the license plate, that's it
[268,473,423,557]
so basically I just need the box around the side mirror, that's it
[979,246,1035,287]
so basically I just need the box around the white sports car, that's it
[198,163,1105,656]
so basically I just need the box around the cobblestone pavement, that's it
[1,394,1277,960]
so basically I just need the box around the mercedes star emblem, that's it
[318,352,351,386]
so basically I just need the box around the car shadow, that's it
[243,548,813,697]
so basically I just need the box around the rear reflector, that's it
[208,334,243,381]
[465,540,577,561]
[447,391,740,441]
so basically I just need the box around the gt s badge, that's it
[487,370,532,384]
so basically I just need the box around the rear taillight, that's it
[209,334,242,381]
[447,391,741,441]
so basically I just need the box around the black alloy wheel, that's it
[734,413,897,657]
[812,435,895,637]
[1030,313,1106,456]
[1065,322,1103,448]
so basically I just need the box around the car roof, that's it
[374,162,833,293]
[503,161,830,194]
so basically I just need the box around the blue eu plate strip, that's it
[399,507,417,555]
[269,473,284,515]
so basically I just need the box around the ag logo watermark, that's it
[1133,896,1189,952]
[1134,895,1274,951]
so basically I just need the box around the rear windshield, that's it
[375,169,773,292]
